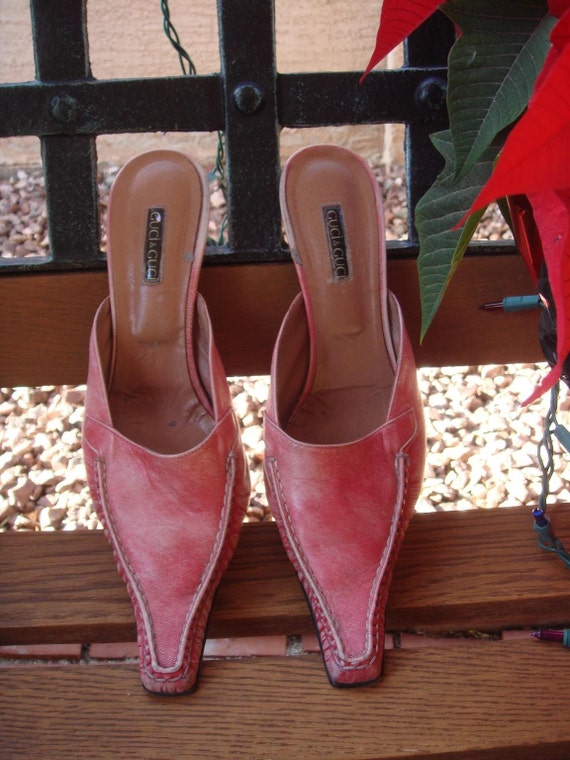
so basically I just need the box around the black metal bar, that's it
[404,11,455,241]
[278,69,447,127]
[29,0,100,266]
[217,0,282,257]
[0,67,446,137]
[405,10,455,68]
[40,135,101,267]
[0,67,450,138]
[0,77,224,137]
[30,0,91,81]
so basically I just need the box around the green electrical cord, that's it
[159,0,227,245]
[533,382,570,570]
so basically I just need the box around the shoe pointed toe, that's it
[84,411,247,695]
[265,400,422,687]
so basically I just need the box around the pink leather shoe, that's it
[83,150,249,695]
[264,145,425,687]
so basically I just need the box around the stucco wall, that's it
[0,0,403,169]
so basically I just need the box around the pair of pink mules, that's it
[82,146,425,695]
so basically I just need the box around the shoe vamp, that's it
[268,410,416,658]
[91,421,235,666]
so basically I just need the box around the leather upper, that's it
[264,291,425,685]
[83,298,249,694]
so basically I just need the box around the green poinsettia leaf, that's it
[416,130,498,340]
[442,0,554,181]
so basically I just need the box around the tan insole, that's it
[281,146,395,445]
[107,151,214,454]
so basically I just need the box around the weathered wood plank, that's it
[0,254,540,387]
[2,507,569,645]
[389,505,570,631]
[1,641,569,760]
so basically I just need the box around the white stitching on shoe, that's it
[266,409,419,672]
[93,445,236,680]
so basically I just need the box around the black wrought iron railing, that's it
[0,0,455,274]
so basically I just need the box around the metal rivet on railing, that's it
[415,77,447,112]
[49,93,79,124]
[232,82,266,115]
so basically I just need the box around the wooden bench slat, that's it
[1,641,568,759]
[0,521,309,645]
[0,253,540,387]
[2,506,569,645]
[0,530,135,644]
[389,505,570,631]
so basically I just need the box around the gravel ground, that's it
[1,164,569,531]
[2,367,570,532]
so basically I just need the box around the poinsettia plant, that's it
[363,0,570,403]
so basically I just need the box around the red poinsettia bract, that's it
[526,189,570,403]
[361,0,444,80]
[465,8,570,402]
